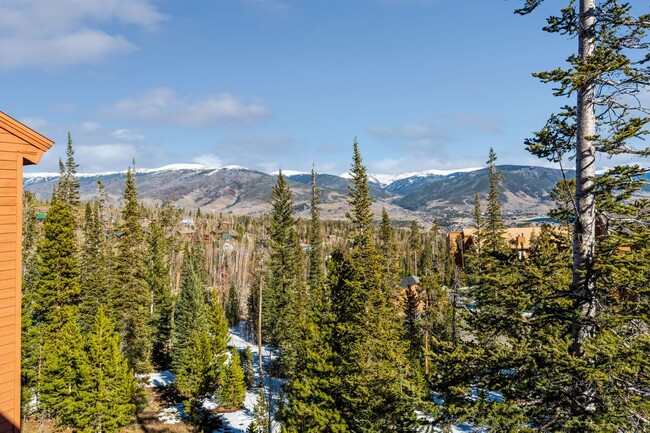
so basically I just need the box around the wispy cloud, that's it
[112,129,145,141]
[192,153,224,167]
[107,88,269,127]
[0,0,166,69]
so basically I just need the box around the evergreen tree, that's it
[264,170,305,376]
[83,308,137,433]
[307,168,325,297]
[408,220,421,275]
[39,316,89,427]
[113,167,151,373]
[471,193,482,256]
[226,283,242,327]
[250,389,271,433]
[331,139,417,431]
[147,216,174,369]
[62,132,81,208]
[282,167,345,432]
[175,328,215,424]
[378,208,400,290]
[33,191,80,330]
[207,293,230,382]
[217,349,247,409]
[514,1,650,428]
[172,248,208,372]
[240,347,255,388]
[483,148,506,255]
[80,202,111,329]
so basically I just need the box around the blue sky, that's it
[3,0,647,175]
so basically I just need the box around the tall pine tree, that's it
[113,167,151,373]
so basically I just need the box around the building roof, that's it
[399,275,420,288]
[0,111,53,164]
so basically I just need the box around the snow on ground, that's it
[212,322,283,433]
[157,403,185,424]
[139,370,176,388]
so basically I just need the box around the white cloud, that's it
[112,129,145,141]
[75,143,139,172]
[78,121,102,132]
[19,117,48,130]
[0,0,165,69]
[192,153,224,168]
[108,88,269,127]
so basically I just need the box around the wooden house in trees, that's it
[0,112,52,433]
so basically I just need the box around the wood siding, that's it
[0,113,52,433]
[0,144,21,433]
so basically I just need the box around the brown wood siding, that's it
[0,113,52,433]
[0,148,19,433]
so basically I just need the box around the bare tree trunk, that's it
[258,279,264,387]
[570,0,597,413]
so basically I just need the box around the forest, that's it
[18,1,650,432]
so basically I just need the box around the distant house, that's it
[0,112,53,433]
[447,227,548,267]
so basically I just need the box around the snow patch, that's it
[139,370,176,388]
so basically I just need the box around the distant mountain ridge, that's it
[23,163,649,224]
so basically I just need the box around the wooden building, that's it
[0,112,52,433]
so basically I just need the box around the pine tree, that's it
[307,168,325,298]
[207,293,230,382]
[33,191,80,331]
[82,307,137,433]
[264,170,306,376]
[378,208,400,291]
[62,132,81,208]
[282,168,346,432]
[172,248,208,372]
[147,217,174,369]
[217,348,247,409]
[331,139,417,431]
[39,316,89,428]
[240,347,255,388]
[471,193,482,256]
[175,328,215,424]
[113,167,151,373]
[250,389,271,433]
[514,1,650,428]
[226,283,242,327]
[80,202,111,329]
[483,148,506,255]
[408,220,421,275]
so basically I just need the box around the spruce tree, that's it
[408,220,421,275]
[207,293,230,382]
[240,347,255,388]
[83,307,137,433]
[175,328,215,424]
[62,132,81,208]
[378,208,400,291]
[264,170,305,376]
[483,148,506,255]
[225,283,242,327]
[307,168,325,298]
[217,348,247,409]
[514,1,650,428]
[33,190,80,330]
[39,316,89,427]
[282,168,345,432]
[147,217,174,369]
[331,139,417,431]
[80,202,111,329]
[113,167,151,373]
[172,248,208,372]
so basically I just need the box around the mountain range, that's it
[23,164,649,226]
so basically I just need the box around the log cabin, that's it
[0,112,52,433]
